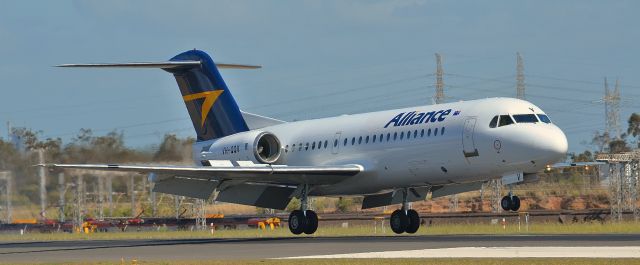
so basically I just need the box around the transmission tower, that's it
[516,52,526,99]
[0,171,13,224]
[37,149,47,218]
[434,53,445,104]
[596,151,640,221]
[604,77,622,140]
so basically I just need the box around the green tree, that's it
[591,131,610,152]
[153,134,195,162]
[570,150,593,162]
[335,197,353,213]
[609,139,630,153]
[628,113,640,148]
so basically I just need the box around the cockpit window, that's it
[498,115,514,127]
[489,116,498,128]
[537,114,551,124]
[513,114,539,123]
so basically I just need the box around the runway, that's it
[1,234,640,262]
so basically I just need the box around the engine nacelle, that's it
[200,131,283,164]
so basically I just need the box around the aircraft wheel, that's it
[288,210,307,235]
[304,210,318,234]
[405,209,420,234]
[500,196,512,211]
[390,209,408,234]
[510,196,521,211]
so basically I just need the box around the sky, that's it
[0,0,638,153]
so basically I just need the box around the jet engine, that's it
[201,131,283,164]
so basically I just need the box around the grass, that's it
[1,221,640,242]
[7,258,640,265]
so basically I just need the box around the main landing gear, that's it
[288,184,319,235]
[500,187,521,212]
[390,188,421,234]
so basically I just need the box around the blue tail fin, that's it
[165,50,249,141]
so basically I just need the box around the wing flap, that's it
[153,177,217,199]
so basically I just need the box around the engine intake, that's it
[254,132,281,164]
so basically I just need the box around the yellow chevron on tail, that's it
[183,90,224,128]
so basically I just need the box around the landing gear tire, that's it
[500,195,521,212]
[304,210,318,235]
[288,210,307,235]
[500,196,512,211]
[405,209,420,234]
[510,196,521,211]
[390,210,409,234]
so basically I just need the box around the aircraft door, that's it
[462,117,479,158]
[332,132,342,154]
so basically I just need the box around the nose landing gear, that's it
[390,188,421,234]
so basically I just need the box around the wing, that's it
[39,163,362,185]
[547,161,605,170]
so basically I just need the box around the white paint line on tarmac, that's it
[279,247,640,259]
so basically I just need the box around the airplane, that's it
[45,49,572,235]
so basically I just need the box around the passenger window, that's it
[292,144,296,152]
[428,128,431,136]
[285,145,289,153]
[324,140,328,148]
[305,143,309,150]
[498,115,515,127]
[352,137,355,145]
[380,134,384,142]
[421,129,424,137]
[441,127,445,135]
[365,135,369,144]
[393,132,397,140]
[387,133,391,141]
[489,115,498,128]
[299,143,303,151]
[344,138,348,146]
[414,130,418,138]
[537,114,551,124]
[334,139,338,147]
[312,142,316,150]
[400,132,404,140]
[358,136,362,144]
[373,135,376,143]
[434,127,438,135]
[318,141,322,149]
[513,114,539,123]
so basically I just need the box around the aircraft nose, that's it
[539,125,568,162]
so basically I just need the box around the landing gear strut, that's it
[390,188,421,234]
[500,186,521,212]
[288,184,319,235]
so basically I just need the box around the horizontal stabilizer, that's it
[56,61,261,69]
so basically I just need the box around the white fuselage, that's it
[195,98,568,196]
